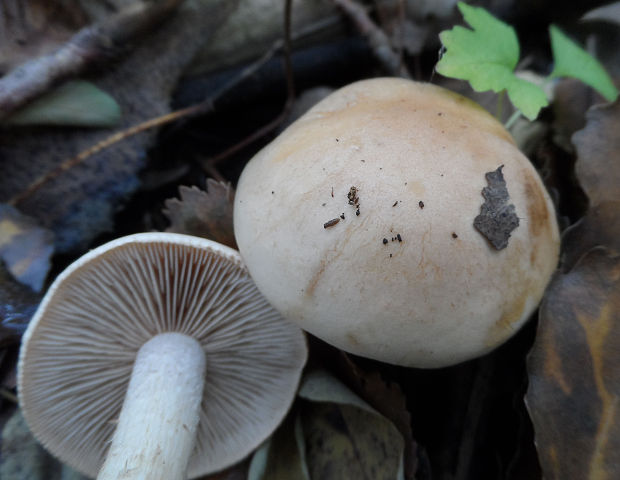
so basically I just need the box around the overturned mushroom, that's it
[18,232,307,479]
[234,77,560,368]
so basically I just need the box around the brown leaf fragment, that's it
[561,201,620,271]
[163,180,236,249]
[573,100,620,206]
[0,204,53,292]
[473,165,519,250]
[526,247,620,480]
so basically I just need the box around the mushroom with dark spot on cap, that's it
[18,232,307,480]
[233,77,560,368]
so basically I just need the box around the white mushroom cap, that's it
[18,232,307,477]
[234,77,560,368]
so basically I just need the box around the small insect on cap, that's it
[18,233,307,478]
[234,77,560,368]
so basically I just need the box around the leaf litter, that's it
[527,96,620,478]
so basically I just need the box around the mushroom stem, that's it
[97,332,206,480]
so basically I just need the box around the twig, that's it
[0,387,18,404]
[0,0,184,120]
[9,101,210,206]
[201,0,297,169]
[9,5,330,206]
[332,0,411,78]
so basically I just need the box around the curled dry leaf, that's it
[0,204,53,292]
[336,353,416,480]
[527,99,620,479]
[247,414,308,480]
[297,370,404,480]
[573,101,620,206]
[526,247,620,480]
[250,370,405,480]
[163,179,236,249]
[561,201,620,272]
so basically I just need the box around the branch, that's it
[0,0,183,120]
[332,0,411,78]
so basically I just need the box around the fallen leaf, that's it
[247,414,309,480]
[582,3,620,30]
[561,201,620,271]
[552,78,597,152]
[573,101,620,206]
[0,1,235,253]
[0,408,88,480]
[298,370,404,480]
[0,0,87,75]
[4,80,121,127]
[0,204,53,292]
[0,263,41,348]
[336,353,417,480]
[163,180,236,249]
[526,247,620,480]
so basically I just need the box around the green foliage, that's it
[436,2,618,121]
[549,25,619,102]
[436,2,547,120]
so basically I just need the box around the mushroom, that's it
[233,77,560,368]
[18,232,307,479]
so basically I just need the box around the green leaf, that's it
[549,25,619,102]
[4,81,121,127]
[436,2,548,120]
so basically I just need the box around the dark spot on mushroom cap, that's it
[452,232,458,239]
[419,201,424,209]
[324,218,340,229]
[383,238,388,245]
[474,166,519,250]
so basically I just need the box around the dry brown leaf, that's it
[163,180,236,249]
[526,247,620,480]
[552,78,598,152]
[561,201,620,271]
[0,205,53,292]
[573,100,620,206]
